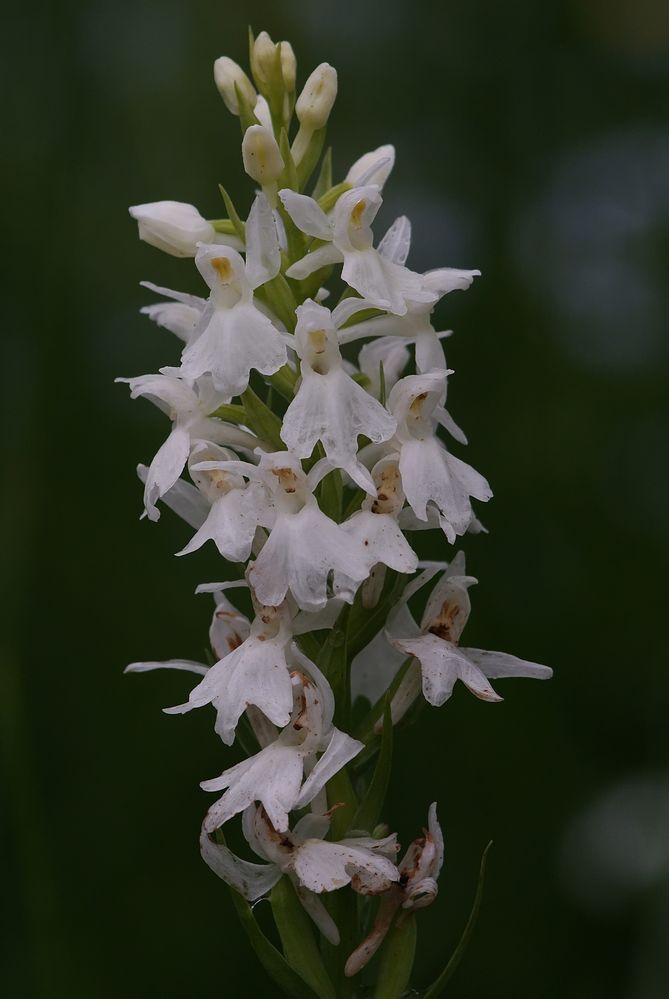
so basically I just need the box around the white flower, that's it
[387,370,491,541]
[279,185,436,316]
[178,194,285,398]
[200,805,399,943]
[242,124,285,187]
[129,201,218,258]
[191,451,371,611]
[345,144,395,189]
[341,233,480,374]
[200,665,363,832]
[280,299,396,491]
[335,457,418,598]
[164,599,297,746]
[345,804,444,977]
[176,442,267,561]
[116,373,257,521]
[295,63,338,130]
[389,552,552,708]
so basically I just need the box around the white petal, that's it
[251,505,370,611]
[295,728,363,809]
[339,510,418,575]
[345,144,395,189]
[415,332,448,375]
[427,803,445,879]
[143,426,191,521]
[141,302,202,343]
[278,190,332,240]
[209,596,251,661]
[359,337,411,396]
[377,216,411,266]
[293,882,340,944]
[351,627,407,705]
[285,242,343,281]
[202,743,305,832]
[140,280,207,310]
[124,659,208,675]
[179,304,286,398]
[177,488,262,562]
[137,464,209,529]
[129,201,214,257]
[291,839,398,894]
[245,193,281,290]
[463,648,553,681]
[393,634,502,706]
[199,825,281,900]
[422,267,480,298]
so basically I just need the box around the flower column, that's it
[121,28,552,998]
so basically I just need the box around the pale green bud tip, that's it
[295,63,338,129]
[213,56,256,115]
[242,124,284,185]
[280,41,297,91]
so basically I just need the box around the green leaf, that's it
[267,363,298,401]
[209,218,239,235]
[270,877,337,999]
[312,147,333,200]
[317,180,352,214]
[320,888,358,999]
[226,887,318,999]
[218,185,246,242]
[235,81,260,132]
[348,572,407,659]
[351,702,393,832]
[373,914,417,999]
[241,386,284,450]
[326,766,359,841]
[279,129,299,190]
[317,604,351,729]
[421,842,493,998]
[258,272,299,332]
[297,126,327,190]
[208,402,247,424]
[354,657,413,745]
[378,362,387,406]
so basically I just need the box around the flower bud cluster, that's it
[122,31,552,986]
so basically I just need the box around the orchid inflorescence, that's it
[121,28,552,996]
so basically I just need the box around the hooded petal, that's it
[176,486,264,562]
[345,144,395,188]
[136,464,209,529]
[129,200,214,257]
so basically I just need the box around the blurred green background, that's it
[2,0,669,996]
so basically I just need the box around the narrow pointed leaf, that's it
[317,604,351,729]
[279,129,299,191]
[373,914,417,999]
[312,147,333,200]
[421,842,492,998]
[271,877,337,999]
[297,126,327,190]
[208,402,247,424]
[218,185,246,242]
[226,886,318,999]
[241,386,284,450]
[317,180,351,214]
[351,702,392,832]
[378,362,387,406]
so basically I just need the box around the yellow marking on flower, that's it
[308,329,328,354]
[350,199,367,226]
[409,391,428,416]
[271,466,298,494]
[211,256,233,282]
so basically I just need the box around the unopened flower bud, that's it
[128,201,215,257]
[213,56,256,115]
[280,41,297,92]
[251,30,278,87]
[242,125,284,186]
[295,63,338,130]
